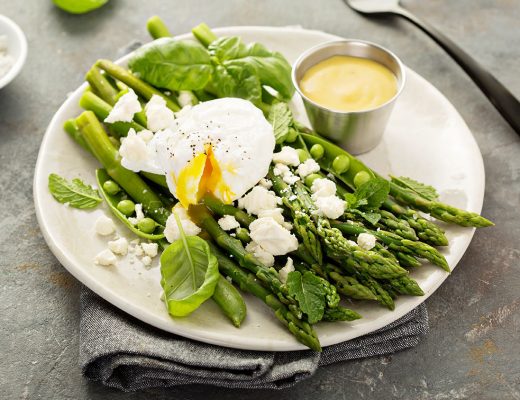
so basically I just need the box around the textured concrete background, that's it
[1,0,519,398]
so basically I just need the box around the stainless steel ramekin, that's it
[292,40,406,154]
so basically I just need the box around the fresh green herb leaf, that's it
[209,37,295,100]
[352,209,382,225]
[354,178,390,210]
[211,63,262,104]
[128,38,213,91]
[268,102,293,144]
[52,0,108,14]
[48,173,102,209]
[286,271,326,324]
[160,214,219,317]
[391,176,439,201]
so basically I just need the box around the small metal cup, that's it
[292,40,406,154]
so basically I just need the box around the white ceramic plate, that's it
[34,27,484,351]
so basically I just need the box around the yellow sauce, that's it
[300,55,397,112]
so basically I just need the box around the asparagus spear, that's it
[75,111,171,226]
[146,16,172,39]
[202,194,255,228]
[95,59,180,112]
[85,66,119,106]
[331,221,450,272]
[386,276,424,296]
[383,198,448,246]
[207,242,321,351]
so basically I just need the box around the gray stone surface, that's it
[0,0,519,398]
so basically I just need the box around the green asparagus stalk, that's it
[85,66,119,105]
[383,198,448,246]
[386,276,424,296]
[207,242,321,351]
[146,16,172,39]
[75,111,171,226]
[64,118,90,152]
[323,307,362,322]
[331,221,450,272]
[192,23,217,47]
[202,194,255,228]
[96,59,180,112]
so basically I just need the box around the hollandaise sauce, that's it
[299,55,397,112]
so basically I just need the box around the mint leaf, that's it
[286,271,326,324]
[268,102,293,144]
[391,176,439,201]
[48,174,102,209]
[352,209,382,225]
[355,178,390,210]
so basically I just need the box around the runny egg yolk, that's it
[174,144,235,208]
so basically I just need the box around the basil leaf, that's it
[53,0,108,14]
[48,173,102,209]
[160,216,219,317]
[211,63,262,104]
[355,178,390,210]
[128,38,213,91]
[391,176,439,201]
[209,37,294,100]
[286,271,326,324]
[268,102,293,144]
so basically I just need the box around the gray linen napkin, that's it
[80,287,428,391]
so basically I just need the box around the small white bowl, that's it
[0,15,27,90]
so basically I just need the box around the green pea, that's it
[103,180,120,195]
[117,199,135,216]
[332,155,350,174]
[285,128,298,143]
[304,173,322,187]
[235,228,251,243]
[310,144,324,160]
[137,217,156,233]
[296,148,309,163]
[354,171,371,188]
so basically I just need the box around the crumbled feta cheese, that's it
[164,204,201,243]
[95,215,115,236]
[218,215,240,231]
[134,244,144,256]
[108,237,129,255]
[141,242,158,258]
[273,163,290,176]
[347,239,357,247]
[119,129,150,172]
[272,146,301,167]
[311,178,337,198]
[145,95,175,132]
[283,172,300,185]
[177,91,194,107]
[238,186,281,215]
[258,178,273,189]
[257,208,292,230]
[245,241,275,267]
[278,257,295,284]
[94,249,117,266]
[314,196,346,219]
[137,129,154,143]
[134,203,145,222]
[297,158,320,177]
[249,217,298,256]
[141,255,152,267]
[357,233,377,251]
[104,89,141,123]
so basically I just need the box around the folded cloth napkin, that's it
[80,287,428,391]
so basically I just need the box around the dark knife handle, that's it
[399,8,520,135]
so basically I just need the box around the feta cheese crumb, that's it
[145,95,175,132]
[258,178,273,189]
[238,186,281,215]
[164,204,201,243]
[95,215,115,236]
[314,196,346,219]
[137,129,154,143]
[119,129,150,172]
[257,208,292,230]
[218,215,240,231]
[134,203,145,222]
[141,242,158,258]
[283,173,300,185]
[272,146,301,166]
[357,233,377,251]
[249,217,298,256]
[134,244,144,256]
[297,158,320,177]
[311,178,337,198]
[278,257,294,284]
[104,89,141,123]
[177,91,195,107]
[245,241,275,267]
[108,237,129,255]
[273,163,290,176]
[94,249,117,266]
[141,255,152,267]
